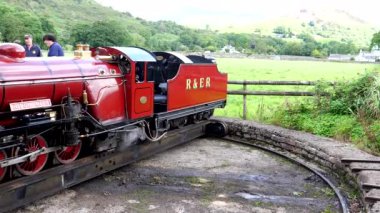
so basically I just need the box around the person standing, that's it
[43,34,64,57]
[23,34,42,57]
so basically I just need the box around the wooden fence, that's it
[227,80,332,120]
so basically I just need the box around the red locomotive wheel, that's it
[55,142,81,164]
[15,136,48,176]
[0,150,7,181]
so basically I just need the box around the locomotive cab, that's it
[96,47,156,120]
[147,52,227,115]
[150,52,193,113]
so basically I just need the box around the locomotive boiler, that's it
[0,43,227,181]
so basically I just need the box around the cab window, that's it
[135,62,145,83]
[118,55,131,74]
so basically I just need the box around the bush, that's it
[332,72,380,118]
[272,72,380,154]
[311,49,322,58]
[314,72,380,118]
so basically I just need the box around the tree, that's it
[40,18,57,35]
[0,4,44,44]
[311,49,324,58]
[301,41,318,56]
[71,23,91,45]
[251,35,284,54]
[129,33,146,47]
[370,32,380,49]
[179,30,196,48]
[281,42,303,55]
[71,20,132,47]
[297,33,315,43]
[148,33,180,51]
[286,28,294,38]
[273,26,286,35]
[323,41,357,54]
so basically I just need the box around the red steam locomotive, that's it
[0,43,227,181]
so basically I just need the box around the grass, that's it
[214,58,379,120]
[214,58,380,154]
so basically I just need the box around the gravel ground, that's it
[14,138,340,213]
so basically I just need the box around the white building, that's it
[355,46,380,62]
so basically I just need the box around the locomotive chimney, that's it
[76,44,84,51]
[74,43,91,58]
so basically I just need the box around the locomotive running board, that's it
[0,121,209,213]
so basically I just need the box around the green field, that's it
[214,58,380,120]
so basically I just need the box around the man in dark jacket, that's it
[43,34,64,57]
[23,34,42,57]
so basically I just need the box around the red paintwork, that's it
[0,43,25,63]
[55,142,82,164]
[86,77,126,124]
[134,87,153,114]
[0,43,227,128]
[0,58,95,108]
[0,44,127,125]
[0,44,156,125]
[127,62,153,120]
[98,47,154,120]
[167,64,227,111]
[15,135,48,175]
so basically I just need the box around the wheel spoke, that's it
[15,136,48,176]
[55,143,81,164]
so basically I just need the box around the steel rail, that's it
[223,136,350,213]
[0,121,209,213]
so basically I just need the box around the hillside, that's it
[1,0,153,43]
[221,8,377,48]
[0,0,376,56]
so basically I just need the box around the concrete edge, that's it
[213,117,380,213]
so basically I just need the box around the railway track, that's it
[0,121,210,213]
[222,136,351,213]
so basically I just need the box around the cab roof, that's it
[110,47,156,62]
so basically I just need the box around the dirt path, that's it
[15,138,340,213]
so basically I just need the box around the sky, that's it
[94,0,380,28]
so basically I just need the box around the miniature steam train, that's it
[0,43,227,181]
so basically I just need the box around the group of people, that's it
[23,34,64,57]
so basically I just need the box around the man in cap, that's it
[23,34,42,57]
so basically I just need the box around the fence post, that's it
[243,80,247,120]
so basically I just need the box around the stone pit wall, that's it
[214,117,380,212]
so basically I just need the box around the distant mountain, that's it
[221,8,377,47]
[0,0,376,53]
